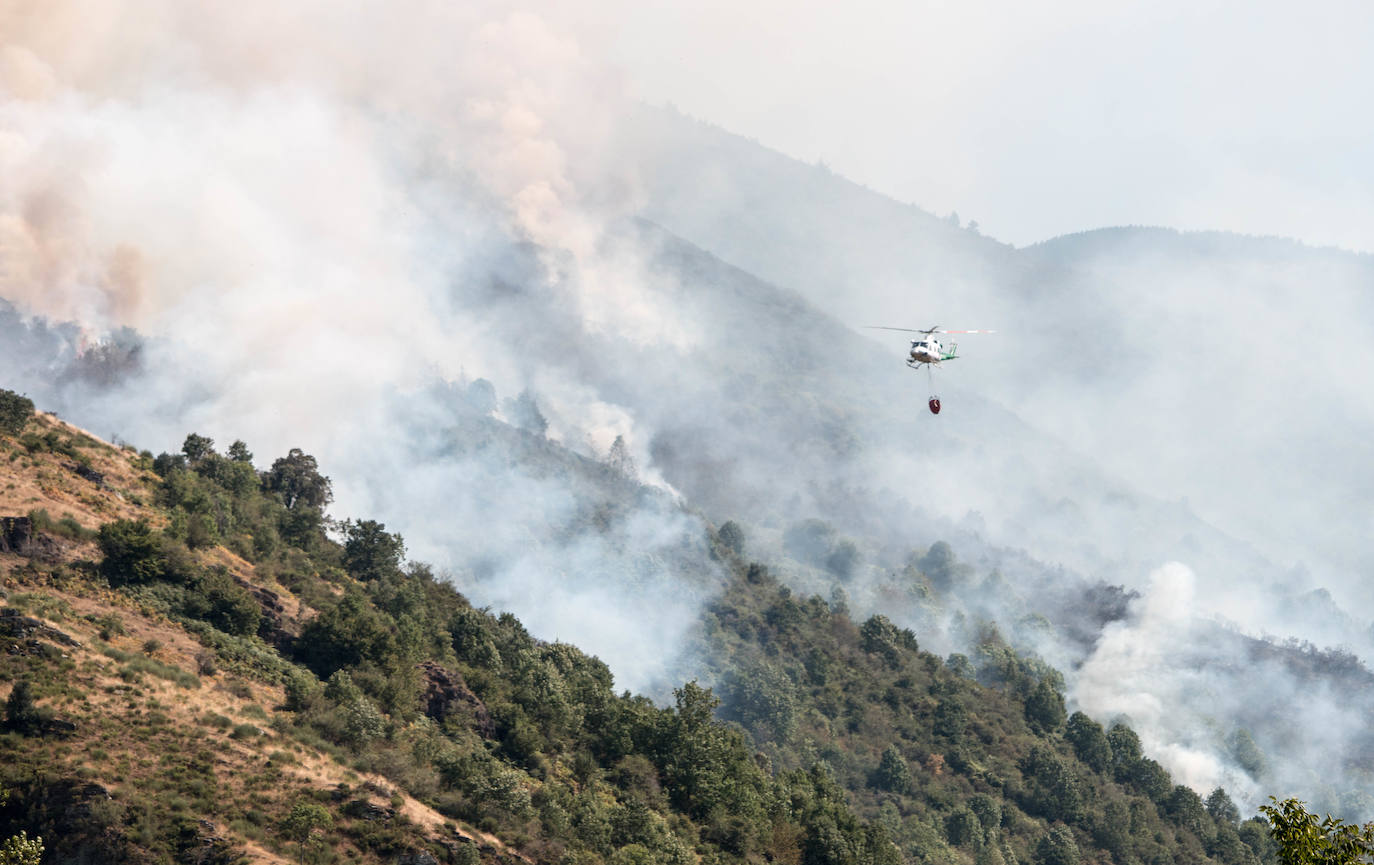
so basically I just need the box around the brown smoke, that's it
[0,0,655,337]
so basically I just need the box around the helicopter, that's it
[864,325,995,414]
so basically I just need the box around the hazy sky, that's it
[610,0,1374,251]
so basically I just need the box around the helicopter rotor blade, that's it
[865,325,994,334]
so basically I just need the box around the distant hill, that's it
[614,108,1374,618]
[616,106,1018,333]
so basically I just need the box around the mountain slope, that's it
[0,404,1282,865]
[1,207,1357,820]
[0,411,509,863]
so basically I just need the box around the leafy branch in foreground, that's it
[0,830,43,865]
[1259,797,1374,865]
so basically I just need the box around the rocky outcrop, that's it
[69,462,106,487]
[0,608,81,648]
[343,799,394,822]
[0,516,32,554]
[182,819,240,865]
[7,779,133,863]
[0,516,65,561]
[231,574,297,648]
[417,661,494,737]
[39,717,77,737]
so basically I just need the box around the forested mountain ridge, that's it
[0,396,1278,865]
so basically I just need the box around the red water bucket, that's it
[928,397,941,415]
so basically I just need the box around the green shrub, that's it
[119,657,199,689]
[4,680,42,732]
[0,390,35,437]
[183,570,261,637]
[19,429,78,458]
[230,723,261,740]
[97,519,166,586]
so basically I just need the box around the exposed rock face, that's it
[0,608,81,647]
[343,799,395,822]
[0,516,64,561]
[43,717,77,736]
[70,462,106,487]
[0,516,32,554]
[417,661,494,737]
[183,819,239,865]
[231,574,296,648]
[7,779,134,863]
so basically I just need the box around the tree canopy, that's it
[265,448,333,510]
[0,389,34,437]
[1260,797,1374,865]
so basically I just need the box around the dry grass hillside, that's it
[0,413,514,864]
[1,412,155,529]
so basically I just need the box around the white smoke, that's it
[1070,561,1374,813]
[0,0,710,693]
[1073,564,1250,794]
